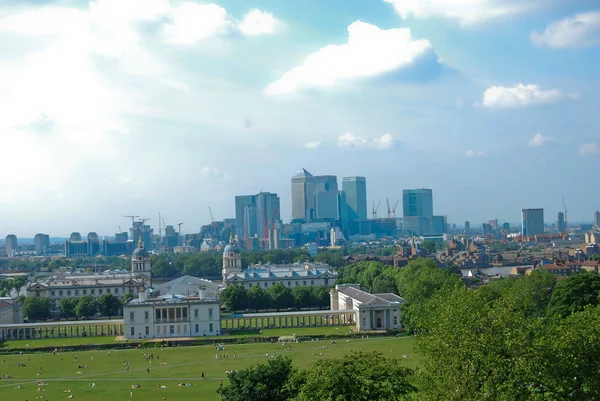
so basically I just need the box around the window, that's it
[114,288,119,294]
[324,279,328,286]
[209,323,214,332]
[176,325,181,334]
[130,327,135,336]
[74,290,79,296]
[362,318,367,327]
[83,289,87,295]
[183,324,187,333]
[67,290,71,296]
[288,281,291,286]
[264,282,268,288]
[311,281,314,286]
[145,326,149,335]
[91,289,95,295]
[144,311,149,321]
[51,291,55,296]
[248,283,252,287]
[393,316,398,325]
[169,325,174,335]
[157,326,161,335]
[182,308,187,319]
[303,281,306,286]
[195,324,199,333]
[59,290,63,296]
[209,308,213,317]
[129,312,135,322]
[194,309,199,318]
[99,289,103,294]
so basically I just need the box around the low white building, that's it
[330,284,403,331]
[123,276,221,339]
[0,297,22,325]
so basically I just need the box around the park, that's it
[0,327,417,401]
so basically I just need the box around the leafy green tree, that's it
[372,277,398,294]
[247,285,268,310]
[75,295,98,319]
[97,293,122,318]
[23,296,51,321]
[291,286,312,309]
[267,284,294,310]
[309,286,330,308]
[547,271,600,318]
[314,251,344,268]
[422,240,437,254]
[292,351,415,401]
[218,356,296,401]
[220,284,248,312]
[122,292,135,304]
[59,298,78,319]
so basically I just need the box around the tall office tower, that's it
[235,194,256,237]
[87,232,99,241]
[595,211,600,227]
[482,223,492,236]
[291,169,315,222]
[403,189,434,235]
[130,222,153,249]
[465,221,471,233]
[522,208,544,237]
[5,235,17,257]
[558,212,566,233]
[34,233,49,256]
[342,177,367,221]
[69,232,82,242]
[502,222,510,231]
[114,232,128,243]
[488,219,499,233]
[432,215,447,235]
[314,175,338,220]
[337,191,348,224]
[256,192,281,239]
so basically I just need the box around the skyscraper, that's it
[558,212,566,233]
[5,234,17,257]
[465,221,471,233]
[403,189,434,235]
[34,233,49,256]
[342,177,367,221]
[235,195,256,237]
[522,208,544,237]
[314,175,338,220]
[595,211,600,227]
[291,169,315,222]
[235,192,280,239]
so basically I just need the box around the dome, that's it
[223,241,239,254]
[132,238,149,260]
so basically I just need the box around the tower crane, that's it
[562,197,568,233]
[123,215,139,227]
[177,222,184,246]
[387,198,391,219]
[372,201,381,220]
[391,200,399,219]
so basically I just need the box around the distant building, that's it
[488,219,499,233]
[34,233,49,256]
[65,241,88,258]
[464,221,471,233]
[69,232,82,242]
[131,221,153,250]
[291,168,315,221]
[27,238,151,315]
[403,189,433,235]
[123,275,220,339]
[330,284,403,331]
[558,212,566,233]
[595,211,600,228]
[342,177,367,221]
[431,215,447,235]
[522,208,544,237]
[314,175,338,220]
[482,223,492,236]
[4,235,17,257]
[236,192,281,240]
[502,222,510,231]
[0,297,22,325]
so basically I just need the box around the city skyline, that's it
[1,0,599,235]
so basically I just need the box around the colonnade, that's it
[0,321,124,340]
[221,311,356,331]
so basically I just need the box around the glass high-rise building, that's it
[558,212,566,233]
[522,208,544,236]
[342,177,367,221]
[235,192,280,239]
[291,169,315,222]
[403,189,434,235]
[314,175,338,220]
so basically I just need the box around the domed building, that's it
[222,239,242,286]
[132,237,152,283]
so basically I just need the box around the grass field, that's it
[0,335,417,401]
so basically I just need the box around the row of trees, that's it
[22,293,133,321]
[220,284,330,312]
[0,275,26,297]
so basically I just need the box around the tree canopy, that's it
[23,296,51,321]
[547,271,600,318]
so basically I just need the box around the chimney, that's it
[198,286,206,300]
[139,291,147,302]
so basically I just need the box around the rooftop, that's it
[337,285,403,307]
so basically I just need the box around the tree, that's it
[547,272,600,318]
[97,293,122,318]
[372,277,398,294]
[310,286,330,308]
[267,284,294,310]
[220,285,248,312]
[291,286,312,309]
[59,298,78,319]
[314,251,344,268]
[122,292,135,305]
[422,240,437,254]
[22,296,51,321]
[75,295,98,319]
[247,285,268,310]
[292,351,415,401]
[218,356,296,401]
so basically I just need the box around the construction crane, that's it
[391,200,399,219]
[387,198,391,219]
[123,215,139,227]
[562,197,568,233]
[177,222,184,246]
[372,201,381,220]
[118,225,122,233]
[208,207,215,223]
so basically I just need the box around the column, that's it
[383,309,387,329]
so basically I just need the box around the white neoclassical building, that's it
[330,284,403,331]
[222,240,337,289]
[26,239,152,315]
[123,276,220,339]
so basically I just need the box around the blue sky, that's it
[0,0,599,237]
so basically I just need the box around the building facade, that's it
[314,175,338,220]
[342,176,367,221]
[0,297,22,325]
[34,233,50,256]
[291,168,315,221]
[330,284,403,331]
[558,212,566,233]
[522,208,544,237]
[4,235,17,257]
[403,188,434,235]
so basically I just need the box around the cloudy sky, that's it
[1,0,599,237]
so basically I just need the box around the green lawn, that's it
[0,336,417,401]
[1,336,119,349]
[225,325,354,337]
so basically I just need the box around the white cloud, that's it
[579,143,598,156]
[162,3,234,45]
[239,9,281,36]
[304,141,321,149]
[531,11,600,49]
[481,83,568,108]
[466,149,485,158]
[264,21,432,95]
[385,0,539,27]
[338,133,395,150]
[528,133,548,147]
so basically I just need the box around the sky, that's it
[1,0,599,237]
